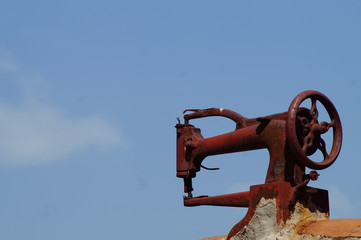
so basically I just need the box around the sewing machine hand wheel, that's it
[287,90,342,170]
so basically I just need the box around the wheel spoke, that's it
[297,116,310,136]
[302,134,313,153]
[297,116,309,127]
[318,138,329,160]
[310,98,319,122]
[320,120,334,134]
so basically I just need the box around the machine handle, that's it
[183,108,247,129]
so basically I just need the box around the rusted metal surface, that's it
[175,90,343,238]
[183,108,247,129]
[176,90,341,199]
[287,91,342,170]
[184,191,250,207]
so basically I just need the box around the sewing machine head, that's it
[176,90,342,202]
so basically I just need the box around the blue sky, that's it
[0,1,360,239]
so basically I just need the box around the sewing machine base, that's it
[227,181,329,239]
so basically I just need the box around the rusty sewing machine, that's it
[175,90,342,239]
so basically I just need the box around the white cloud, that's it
[0,100,122,166]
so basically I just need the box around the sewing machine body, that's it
[176,90,342,208]
[177,112,302,186]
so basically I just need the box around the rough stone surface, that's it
[227,198,361,240]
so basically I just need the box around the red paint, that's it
[176,90,342,237]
